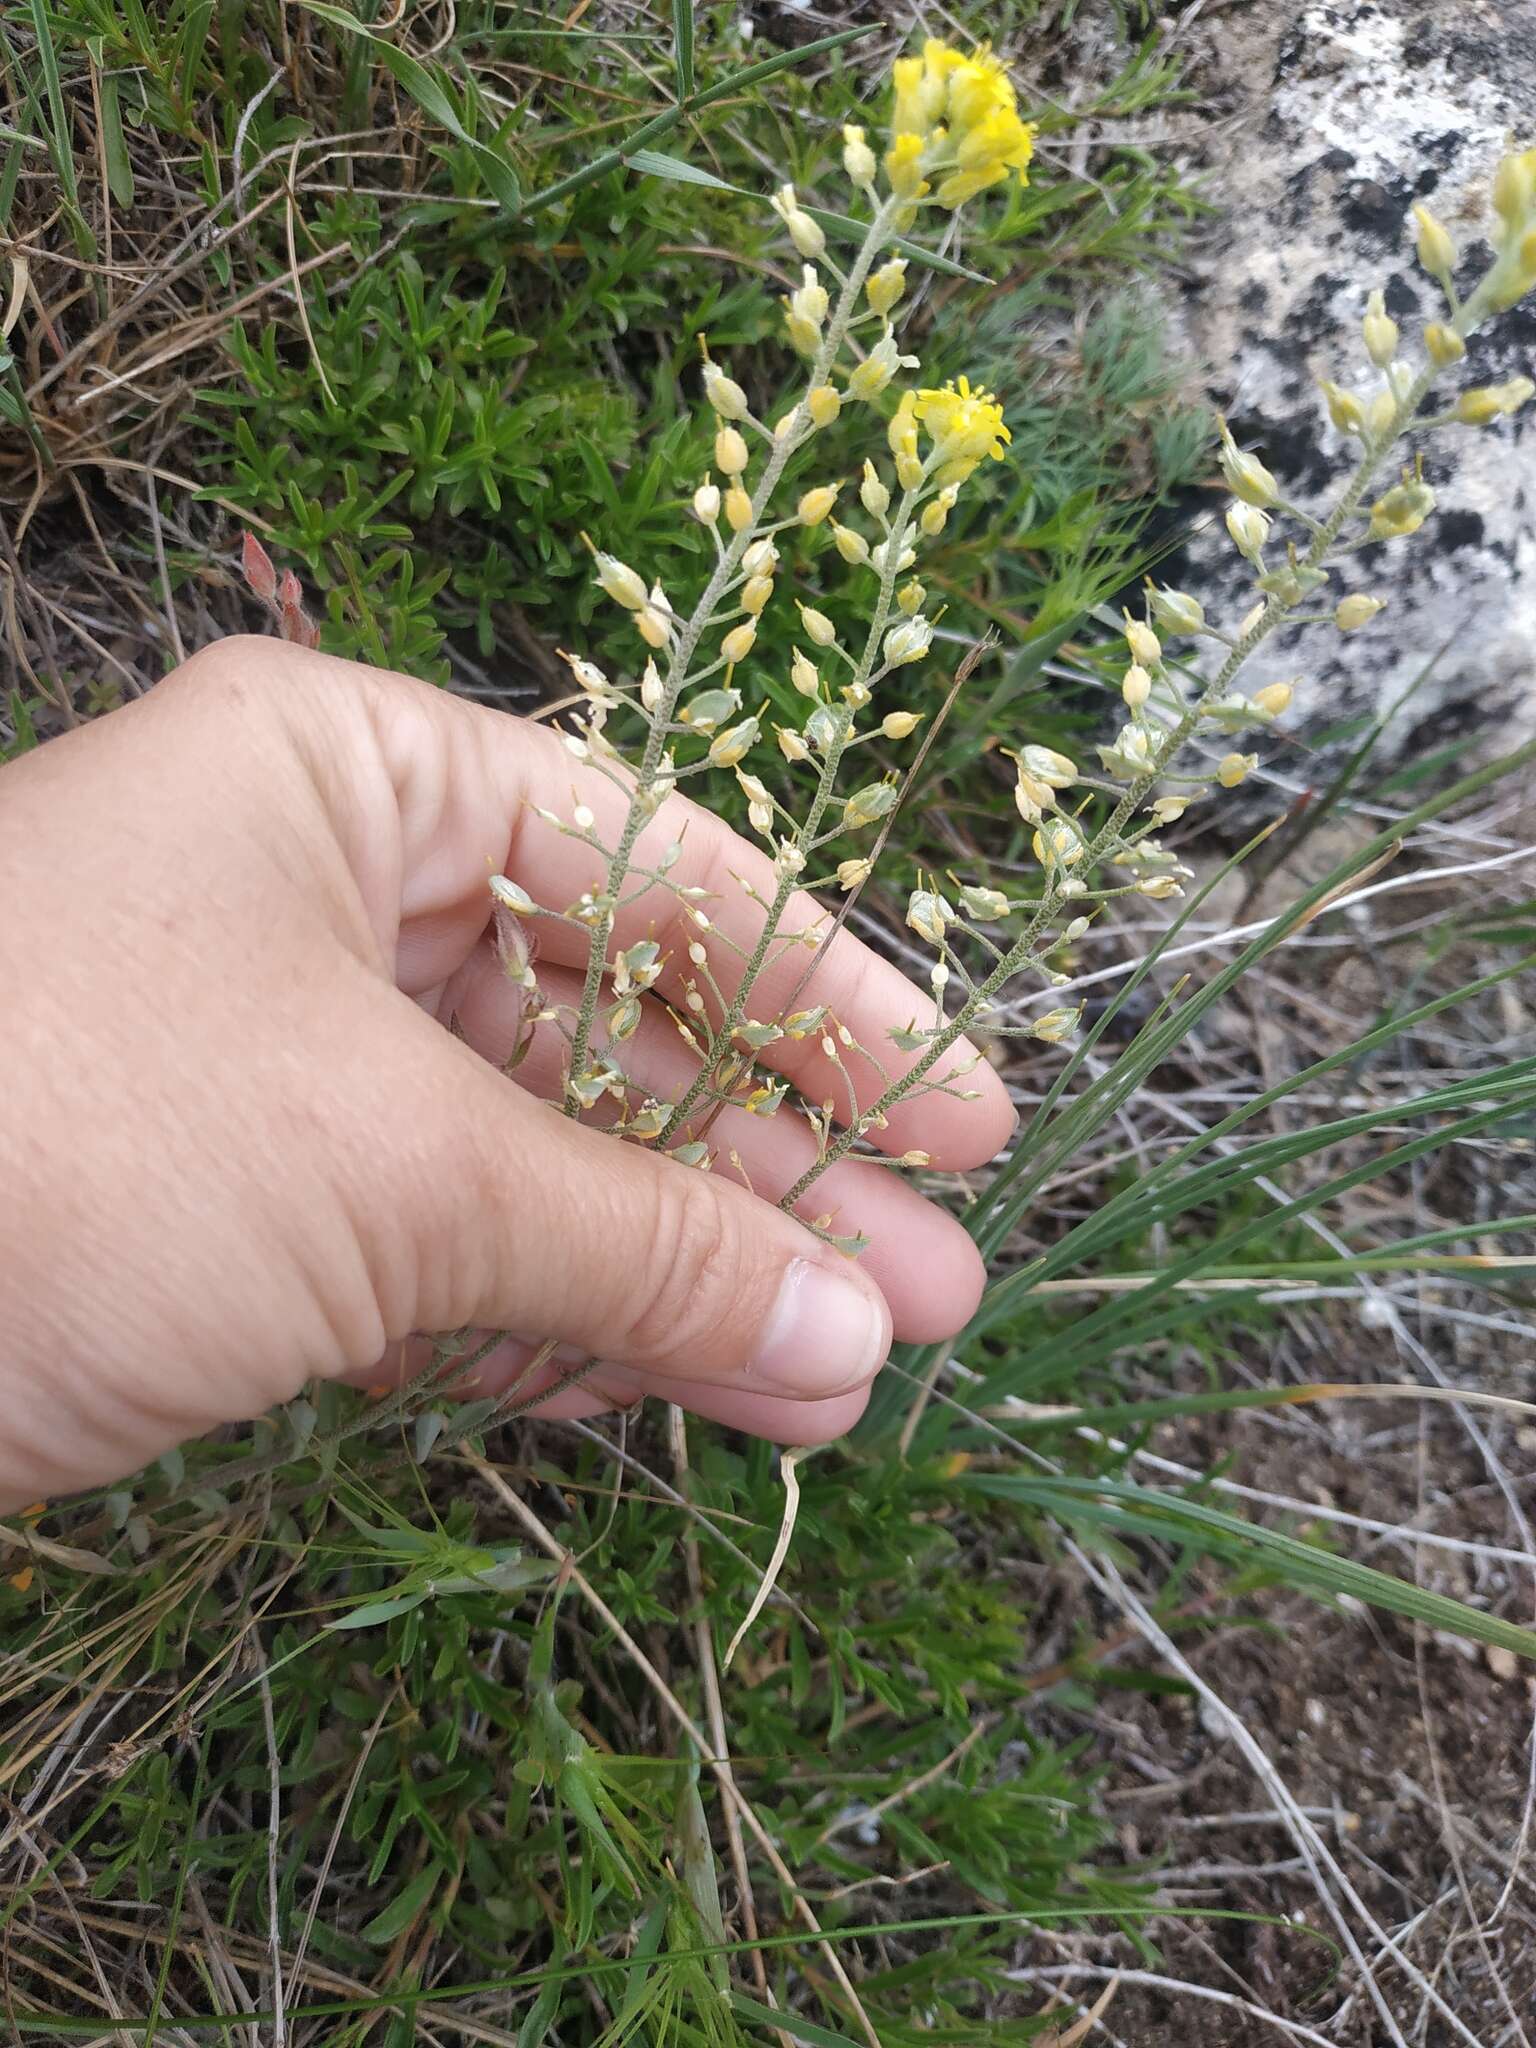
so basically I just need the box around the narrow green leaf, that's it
[964,1472,1536,1661]
[728,1994,866,2048]
[521,23,876,218]
[298,3,521,211]
[322,1588,429,1631]
[671,0,695,101]
[360,1863,439,1944]
[97,67,134,209]
[626,146,731,190]
[25,0,96,259]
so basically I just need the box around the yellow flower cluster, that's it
[886,377,1010,493]
[886,40,1036,209]
[913,377,1011,484]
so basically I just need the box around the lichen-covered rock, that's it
[1171,0,1536,758]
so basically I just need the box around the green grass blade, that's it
[962,1471,1536,1661]
[672,0,695,102]
[24,0,96,259]
[521,23,878,218]
[728,1996,865,2048]
[298,2,521,210]
[97,62,133,209]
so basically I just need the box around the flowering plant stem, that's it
[656,480,921,1151]
[780,360,1440,1213]
[563,194,906,1105]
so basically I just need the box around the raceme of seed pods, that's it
[490,42,1536,1242]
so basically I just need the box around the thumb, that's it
[401,1025,894,1403]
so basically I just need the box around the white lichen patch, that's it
[1170,0,1536,756]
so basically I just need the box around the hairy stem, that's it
[563,194,906,1102]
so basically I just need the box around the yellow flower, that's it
[912,376,1010,484]
[892,43,958,137]
[884,131,930,202]
[887,40,1036,210]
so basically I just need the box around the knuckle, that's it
[618,1168,747,1366]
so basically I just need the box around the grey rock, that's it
[1168,0,1536,758]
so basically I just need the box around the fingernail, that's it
[750,1258,891,1396]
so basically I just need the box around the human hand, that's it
[0,640,1013,1509]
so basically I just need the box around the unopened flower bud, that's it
[843,124,877,190]
[1217,419,1280,508]
[741,573,774,615]
[692,476,721,524]
[791,266,828,330]
[702,358,749,421]
[1147,585,1205,636]
[866,257,908,317]
[777,725,811,762]
[846,333,913,401]
[1019,744,1077,789]
[837,857,873,890]
[1217,751,1255,788]
[1453,377,1535,424]
[1412,202,1457,281]
[1367,388,1400,437]
[714,425,749,477]
[742,538,778,576]
[1122,611,1162,670]
[797,602,839,647]
[1423,320,1465,366]
[798,484,839,527]
[721,622,757,665]
[637,605,671,649]
[790,648,820,698]
[724,485,752,532]
[860,461,891,518]
[1320,379,1367,434]
[920,485,958,537]
[640,658,664,713]
[1121,664,1151,711]
[881,711,922,738]
[1137,875,1184,900]
[896,578,925,615]
[806,384,841,428]
[1251,680,1293,718]
[827,522,867,565]
[771,182,826,260]
[1362,288,1399,370]
[1335,593,1386,632]
[1220,502,1268,565]
[784,309,820,356]
[593,552,648,610]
